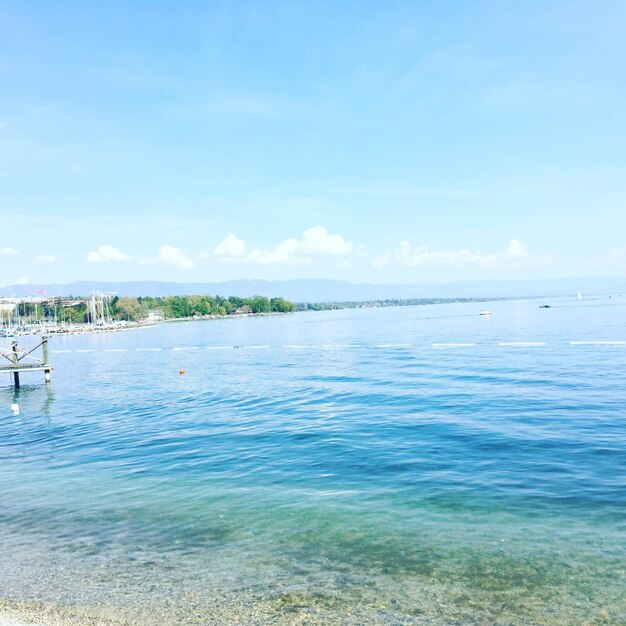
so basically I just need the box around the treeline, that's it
[133,295,295,320]
[295,297,503,311]
[14,294,295,323]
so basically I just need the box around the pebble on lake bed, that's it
[597,608,609,621]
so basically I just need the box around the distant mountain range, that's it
[2,277,626,301]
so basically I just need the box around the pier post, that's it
[42,336,51,384]
[11,341,20,388]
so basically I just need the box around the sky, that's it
[1,0,625,286]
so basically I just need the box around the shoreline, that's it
[0,323,156,339]
[0,312,293,339]
[160,310,289,323]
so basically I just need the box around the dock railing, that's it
[0,336,53,387]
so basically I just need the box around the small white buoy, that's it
[10,403,19,415]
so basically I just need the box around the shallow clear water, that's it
[1,298,625,625]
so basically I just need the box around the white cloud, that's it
[87,245,129,263]
[246,226,353,266]
[140,245,194,270]
[248,237,306,266]
[34,254,57,264]
[298,226,353,256]
[211,226,353,266]
[374,239,551,270]
[213,233,247,262]
[1,246,18,256]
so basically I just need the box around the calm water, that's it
[1,298,625,625]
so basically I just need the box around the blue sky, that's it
[1,0,625,286]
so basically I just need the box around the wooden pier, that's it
[0,336,53,387]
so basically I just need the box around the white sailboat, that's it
[90,290,115,327]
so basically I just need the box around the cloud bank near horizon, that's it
[2,227,624,285]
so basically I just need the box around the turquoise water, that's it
[1,298,625,625]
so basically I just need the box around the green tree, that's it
[169,296,191,318]
[187,295,205,316]
[270,297,294,313]
[228,296,245,308]
[115,297,143,321]
[249,296,270,313]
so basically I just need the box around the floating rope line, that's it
[569,341,626,346]
[37,340,626,355]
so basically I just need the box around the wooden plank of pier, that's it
[0,364,55,374]
[0,337,53,387]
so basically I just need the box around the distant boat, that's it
[577,292,582,300]
[479,310,492,316]
[539,304,551,309]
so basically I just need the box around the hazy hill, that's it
[2,277,626,301]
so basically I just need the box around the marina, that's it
[0,292,154,337]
